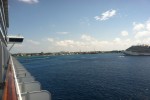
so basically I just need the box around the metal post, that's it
[0,40,3,83]
[0,39,5,91]
[9,43,15,51]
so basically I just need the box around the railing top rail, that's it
[10,56,22,100]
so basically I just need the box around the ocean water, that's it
[17,53,150,100]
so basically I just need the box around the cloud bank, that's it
[134,19,150,39]
[121,31,128,36]
[9,34,132,53]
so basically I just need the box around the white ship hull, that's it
[123,51,150,56]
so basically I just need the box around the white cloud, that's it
[18,0,39,4]
[133,23,145,31]
[47,38,54,42]
[57,32,69,35]
[26,39,40,45]
[121,31,128,36]
[134,31,150,39]
[94,9,116,21]
[125,39,131,42]
[56,40,75,47]
[81,34,95,41]
[146,20,150,31]
[133,19,150,39]
[114,38,121,42]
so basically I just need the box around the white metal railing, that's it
[0,27,6,40]
[0,0,7,28]
[0,22,6,40]
[0,8,6,34]
[0,7,7,45]
[10,56,23,100]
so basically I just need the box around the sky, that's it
[8,0,150,53]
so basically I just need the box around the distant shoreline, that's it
[12,50,123,57]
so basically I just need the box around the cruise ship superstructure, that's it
[0,0,51,100]
[124,45,150,56]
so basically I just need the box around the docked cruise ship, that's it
[0,0,51,100]
[124,45,150,56]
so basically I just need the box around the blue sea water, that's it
[17,53,150,100]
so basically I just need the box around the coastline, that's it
[12,50,122,57]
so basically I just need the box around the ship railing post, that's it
[0,40,4,87]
